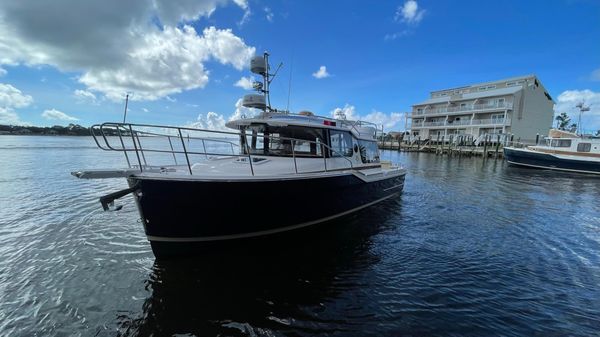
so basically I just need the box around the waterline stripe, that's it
[146,193,399,242]
[383,183,404,191]
[506,161,600,175]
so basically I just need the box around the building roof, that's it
[414,85,523,106]
[430,74,535,95]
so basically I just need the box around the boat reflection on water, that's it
[115,200,401,336]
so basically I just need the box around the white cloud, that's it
[0,83,32,125]
[232,0,251,25]
[142,108,149,113]
[234,76,256,90]
[362,111,405,130]
[73,89,97,104]
[230,97,259,120]
[395,0,425,24]
[165,96,177,103]
[331,104,406,130]
[0,1,255,102]
[42,108,78,121]
[554,89,600,131]
[233,0,248,11]
[184,97,259,131]
[331,104,359,121]
[264,7,274,22]
[0,67,6,77]
[0,107,25,125]
[591,68,600,81]
[384,30,411,41]
[312,66,330,79]
[0,83,33,108]
[186,111,228,131]
[78,26,255,101]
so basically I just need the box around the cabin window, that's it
[243,124,324,157]
[329,130,354,157]
[577,143,591,152]
[550,139,572,148]
[358,140,380,164]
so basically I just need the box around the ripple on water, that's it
[1,142,600,336]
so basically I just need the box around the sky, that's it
[0,0,599,132]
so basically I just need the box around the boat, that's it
[504,128,600,174]
[72,52,407,257]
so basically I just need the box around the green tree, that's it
[555,112,571,130]
[568,123,577,133]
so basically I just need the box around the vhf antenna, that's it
[122,92,133,123]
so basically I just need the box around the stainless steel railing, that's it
[90,122,355,176]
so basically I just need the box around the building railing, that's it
[411,118,511,128]
[412,102,513,116]
[90,122,355,177]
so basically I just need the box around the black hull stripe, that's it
[146,192,399,242]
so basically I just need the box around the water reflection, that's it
[116,200,402,336]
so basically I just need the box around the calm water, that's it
[1,136,599,336]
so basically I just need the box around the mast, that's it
[241,51,283,115]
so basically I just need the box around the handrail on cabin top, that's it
[91,122,356,176]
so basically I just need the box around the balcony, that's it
[411,118,511,129]
[411,102,513,117]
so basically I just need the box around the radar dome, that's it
[242,94,266,109]
[250,56,267,75]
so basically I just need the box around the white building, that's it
[408,75,554,142]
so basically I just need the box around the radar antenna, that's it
[576,101,591,136]
[241,51,284,115]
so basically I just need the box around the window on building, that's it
[460,103,467,108]
[491,114,504,123]
[577,143,591,152]
[417,108,423,113]
[506,82,516,86]
[478,87,486,91]
[550,139,572,148]
[487,85,496,90]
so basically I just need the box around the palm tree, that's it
[555,112,571,130]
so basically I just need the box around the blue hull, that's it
[127,172,405,257]
[504,147,600,175]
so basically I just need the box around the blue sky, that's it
[0,0,599,131]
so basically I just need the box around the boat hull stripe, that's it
[146,193,399,242]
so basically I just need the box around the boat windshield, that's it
[241,124,326,157]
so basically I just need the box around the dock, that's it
[378,134,517,159]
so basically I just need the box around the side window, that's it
[329,130,353,157]
[358,140,380,164]
[550,139,571,148]
[577,143,591,152]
